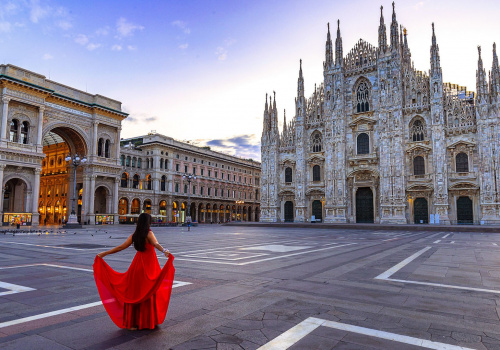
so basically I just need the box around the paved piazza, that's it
[1,225,500,349]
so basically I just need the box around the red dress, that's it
[93,242,175,329]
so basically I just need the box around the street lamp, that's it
[65,153,87,226]
[182,173,196,225]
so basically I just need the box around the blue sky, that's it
[1,0,500,161]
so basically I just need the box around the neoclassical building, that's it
[118,133,260,224]
[0,64,261,227]
[261,4,500,225]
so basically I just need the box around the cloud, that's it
[111,44,122,51]
[224,38,236,46]
[86,43,101,51]
[171,20,190,34]
[127,45,137,51]
[116,17,144,37]
[200,134,261,160]
[0,22,11,33]
[144,116,157,122]
[74,34,89,45]
[124,114,158,124]
[28,0,50,23]
[413,1,424,10]
[179,43,188,50]
[215,46,227,61]
[42,53,53,60]
[95,26,110,36]
[56,20,71,30]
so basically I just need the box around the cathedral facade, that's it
[260,3,500,225]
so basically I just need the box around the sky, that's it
[1,0,500,162]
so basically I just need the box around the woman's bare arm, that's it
[147,231,170,257]
[97,235,133,258]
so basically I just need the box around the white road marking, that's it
[451,241,455,244]
[433,240,441,244]
[375,247,432,280]
[171,243,357,266]
[493,243,498,246]
[376,246,500,294]
[442,234,450,239]
[0,264,190,329]
[0,281,36,296]
[257,317,475,350]
[0,241,104,251]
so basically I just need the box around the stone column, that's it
[116,127,121,162]
[32,168,41,226]
[0,164,5,218]
[36,106,45,147]
[88,175,96,224]
[92,121,98,156]
[113,178,119,224]
[1,97,10,141]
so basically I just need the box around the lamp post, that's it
[65,153,87,226]
[182,173,196,229]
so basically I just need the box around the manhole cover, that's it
[58,244,107,249]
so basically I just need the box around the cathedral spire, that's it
[335,20,343,66]
[477,46,488,103]
[378,5,387,54]
[390,1,399,52]
[430,23,441,77]
[283,109,287,135]
[491,43,500,101]
[297,59,304,99]
[325,22,333,69]
[262,93,270,137]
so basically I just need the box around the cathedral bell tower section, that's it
[293,60,307,222]
[429,23,451,224]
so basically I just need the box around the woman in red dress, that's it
[93,213,175,330]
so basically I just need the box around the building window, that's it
[121,173,128,188]
[121,155,125,166]
[105,139,111,158]
[413,156,425,175]
[133,174,140,189]
[175,183,179,192]
[21,121,29,144]
[357,133,369,154]
[160,159,164,169]
[313,165,321,181]
[126,156,131,167]
[456,153,469,173]
[9,119,18,142]
[98,138,104,157]
[215,171,218,178]
[355,80,370,113]
[411,119,425,141]
[184,184,188,193]
[311,132,322,152]
[132,157,136,167]
[209,170,212,177]
[185,165,188,173]
[161,176,166,191]
[285,167,292,183]
[215,189,218,197]
[146,174,152,190]
[208,188,211,196]
[176,164,180,171]
[137,158,142,168]
[201,187,204,195]
[164,159,168,169]
[193,186,196,195]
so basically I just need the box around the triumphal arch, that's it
[0,64,127,226]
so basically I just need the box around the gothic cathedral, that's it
[260,3,500,225]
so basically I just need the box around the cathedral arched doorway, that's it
[413,198,428,224]
[312,200,322,222]
[40,126,88,225]
[356,187,374,223]
[284,201,294,222]
[457,196,473,224]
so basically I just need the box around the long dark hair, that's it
[132,213,152,251]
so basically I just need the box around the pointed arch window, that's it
[357,133,369,154]
[456,152,469,173]
[21,121,29,144]
[312,165,321,181]
[285,167,293,183]
[311,132,322,153]
[413,156,425,175]
[9,119,18,142]
[355,81,370,113]
[411,119,425,141]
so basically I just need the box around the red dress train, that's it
[93,243,175,329]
